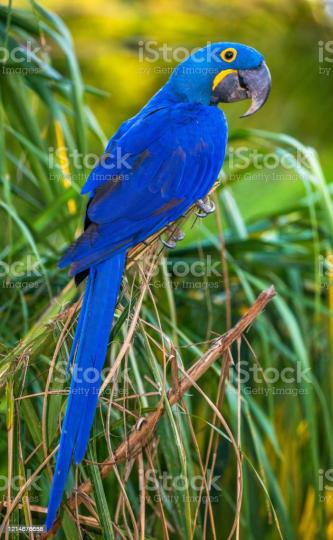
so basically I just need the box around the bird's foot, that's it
[161,225,185,249]
[195,197,215,218]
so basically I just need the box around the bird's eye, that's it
[221,48,237,62]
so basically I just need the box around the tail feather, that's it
[65,267,94,373]
[74,253,125,463]
[45,252,126,531]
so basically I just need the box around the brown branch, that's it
[41,285,276,539]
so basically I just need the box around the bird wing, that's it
[60,103,227,275]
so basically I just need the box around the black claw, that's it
[161,226,185,249]
[162,238,177,249]
[195,210,208,218]
[196,198,215,218]
[172,227,185,242]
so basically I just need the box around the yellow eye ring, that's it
[220,47,237,63]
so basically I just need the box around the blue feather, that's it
[45,252,125,530]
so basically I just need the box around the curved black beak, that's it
[211,61,271,117]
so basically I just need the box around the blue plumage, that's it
[60,103,227,276]
[45,254,125,530]
[46,41,270,530]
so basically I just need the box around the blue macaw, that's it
[46,42,271,529]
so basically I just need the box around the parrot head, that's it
[168,42,271,116]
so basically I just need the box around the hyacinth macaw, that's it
[46,42,271,529]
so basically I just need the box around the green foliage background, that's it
[0,0,333,539]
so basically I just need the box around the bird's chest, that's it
[175,107,228,193]
[176,106,227,161]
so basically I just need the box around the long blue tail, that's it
[45,252,126,530]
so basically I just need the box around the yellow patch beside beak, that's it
[212,69,237,91]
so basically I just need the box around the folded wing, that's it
[60,104,227,276]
